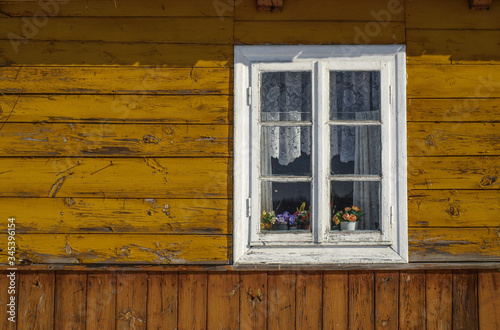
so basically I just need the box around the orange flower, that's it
[342,213,350,220]
[349,214,357,222]
[352,206,360,212]
[345,207,352,211]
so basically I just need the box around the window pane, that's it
[261,71,312,122]
[261,182,311,231]
[261,126,311,176]
[330,71,380,121]
[330,125,381,175]
[330,181,380,231]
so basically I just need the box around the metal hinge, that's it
[389,85,392,104]
[247,87,252,105]
[246,198,251,217]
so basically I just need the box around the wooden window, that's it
[234,46,408,265]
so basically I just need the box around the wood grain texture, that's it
[323,271,348,329]
[17,272,54,330]
[349,271,375,329]
[268,272,296,330]
[426,271,452,330]
[407,98,500,122]
[207,272,240,329]
[0,272,17,330]
[375,271,398,330]
[296,272,322,329]
[55,272,87,329]
[147,273,178,329]
[478,271,500,330]
[116,273,147,329]
[178,272,207,330]
[240,272,267,329]
[453,270,479,330]
[399,271,426,330]
[86,273,116,330]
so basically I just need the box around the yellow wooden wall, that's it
[0,0,498,265]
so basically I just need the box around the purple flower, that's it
[288,215,297,225]
[276,214,286,223]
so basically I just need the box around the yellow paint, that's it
[407,99,500,122]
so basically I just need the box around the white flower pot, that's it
[340,221,357,231]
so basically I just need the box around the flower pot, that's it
[340,221,357,231]
[273,223,289,230]
[289,225,298,230]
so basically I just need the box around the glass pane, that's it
[330,181,380,231]
[261,182,311,231]
[330,125,381,175]
[330,71,381,121]
[261,71,312,122]
[261,126,311,176]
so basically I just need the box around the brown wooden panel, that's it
[453,270,479,330]
[207,272,240,329]
[0,158,231,198]
[323,271,348,329]
[478,271,500,330]
[147,273,178,329]
[87,273,116,330]
[375,271,398,330]
[399,271,426,329]
[235,21,405,45]
[0,67,230,94]
[409,228,500,262]
[408,156,499,190]
[407,98,500,122]
[17,272,54,330]
[0,272,17,330]
[408,190,500,227]
[240,272,267,329]
[268,272,296,329]
[3,198,231,234]
[0,234,230,264]
[116,273,147,329]
[407,65,500,98]
[408,122,499,156]
[0,123,232,157]
[55,272,87,329]
[178,272,207,330]
[296,272,322,329]
[426,270,452,330]
[349,271,374,329]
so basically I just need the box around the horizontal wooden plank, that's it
[0,158,231,198]
[407,98,500,122]
[407,65,500,98]
[0,17,232,44]
[0,234,231,264]
[0,41,232,67]
[0,67,230,94]
[408,190,500,227]
[0,123,232,157]
[408,156,499,190]
[0,95,232,124]
[408,122,499,156]
[407,30,500,65]
[234,21,405,45]
[235,0,405,21]
[0,198,231,234]
[0,0,233,17]
[409,228,500,262]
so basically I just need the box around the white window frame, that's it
[233,45,407,265]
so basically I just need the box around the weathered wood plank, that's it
[235,21,405,45]
[349,271,374,329]
[399,271,426,329]
[453,270,479,330]
[323,271,348,329]
[0,158,231,198]
[409,228,500,262]
[116,273,147,329]
[55,272,87,329]
[0,67,230,94]
[375,271,398,330]
[2,198,231,234]
[0,94,232,124]
[478,271,500,330]
[407,65,500,98]
[0,123,232,157]
[268,272,296,329]
[296,272,322,329]
[408,190,500,227]
[408,156,499,190]
[86,273,116,330]
[240,272,267,329]
[147,273,178,329]
[0,234,230,264]
[17,272,54,330]
[408,122,499,156]
[178,272,207,330]
[207,272,240,329]
[407,98,500,122]
[0,272,17,330]
[426,270,452,330]
[0,41,232,67]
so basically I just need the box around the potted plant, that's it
[294,202,310,230]
[333,205,363,231]
[261,210,276,231]
[274,212,289,230]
